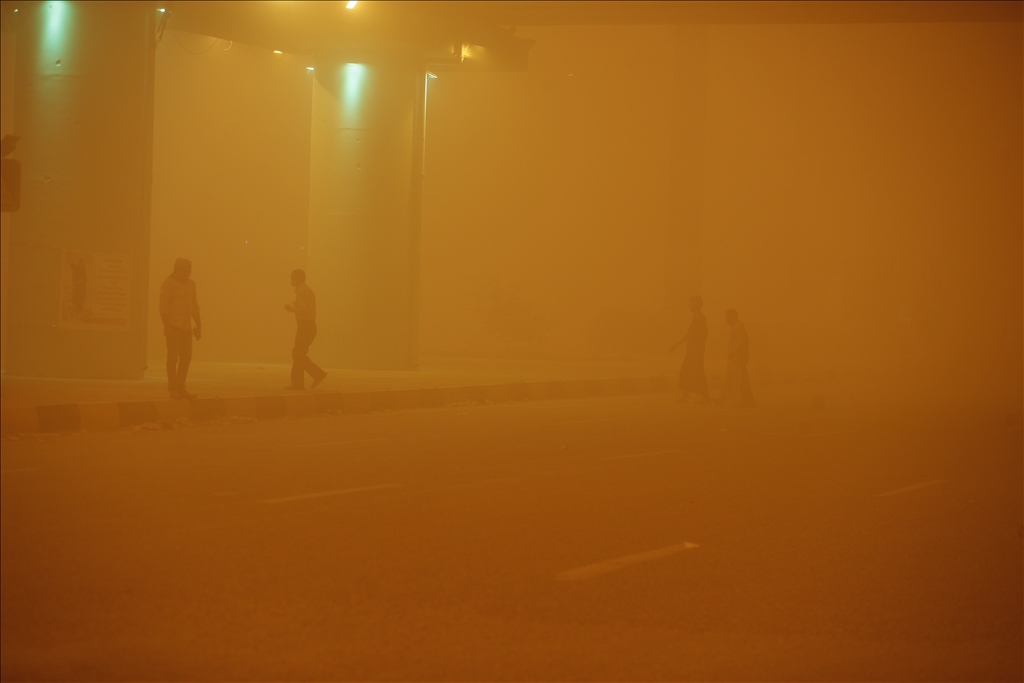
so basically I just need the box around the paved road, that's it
[2,391,1021,681]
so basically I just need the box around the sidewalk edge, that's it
[1,376,674,436]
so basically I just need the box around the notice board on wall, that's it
[59,251,132,329]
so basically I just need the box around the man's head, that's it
[688,295,703,313]
[725,308,738,325]
[173,258,191,280]
[290,269,306,287]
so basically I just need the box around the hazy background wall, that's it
[1,27,13,372]
[422,21,1022,397]
[699,22,1023,396]
[144,20,1021,400]
[148,31,312,366]
[421,26,676,362]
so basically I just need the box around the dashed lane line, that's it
[601,449,679,461]
[874,479,946,498]
[803,430,857,437]
[557,541,700,581]
[261,483,401,504]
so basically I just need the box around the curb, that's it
[1,375,675,436]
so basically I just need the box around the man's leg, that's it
[724,359,740,403]
[696,352,709,398]
[176,329,193,395]
[740,363,755,406]
[290,324,312,389]
[166,330,180,396]
[302,323,325,384]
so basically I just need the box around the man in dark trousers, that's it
[285,269,327,391]
[724,308,756,406]
[160,257,201,399]
[670,295,709,402]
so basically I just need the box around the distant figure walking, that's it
[670,295,709,401]
[160,257,201,399]
[724,308,755,407]
[285,269,327,391]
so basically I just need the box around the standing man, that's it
[160,257,201,399]
[724,308,755,406]
[670,295,709,402]
[285,269,327,391]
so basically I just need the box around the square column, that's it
[307,54,426,370]
[6,1,156,378]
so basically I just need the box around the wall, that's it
[421,26,676,361]
[699,22,1023,394]
[145,20,1022,402]
[421,21,1022,398]
[1,23,14,372]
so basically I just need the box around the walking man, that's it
[724,308,755,406]
[160,257,201,399]
[285,269,327,391]
[670,295,709,401]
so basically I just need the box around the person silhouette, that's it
[285,269,327,391]
[670,296,710,402]
[724,308,755,407]
[160,257,201,399]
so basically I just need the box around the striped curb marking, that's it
[2,376,674,436]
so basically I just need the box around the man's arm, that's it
[670,332,688,352]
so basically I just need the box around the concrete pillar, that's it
[664,25,709,318]
[307,53,426,370]
[6,1,155,378]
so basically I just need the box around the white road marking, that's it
[261,483,400,504]
[288,437,399,448]
[803,430,856,437]
[557,541,700,581]
[875,479,946,498]
[601,449,678,461]
[0,468,37,474]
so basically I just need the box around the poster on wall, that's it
[58,251,132,329]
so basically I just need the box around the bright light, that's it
[157,7,165,12]
[427,72,437,79]
[343,62,364,109]
[345,1,357,8]
[273,50,283,54]
[41,1,70,67]
[306,66,314,71]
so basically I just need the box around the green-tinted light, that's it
[40,1,70,68]
[343,62,364,106]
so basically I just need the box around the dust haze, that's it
[1,2,1021,680]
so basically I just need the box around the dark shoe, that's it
[310,372,327,389]
[179,388,196,400]
[285,384,304,391]
[169,388,184,399]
